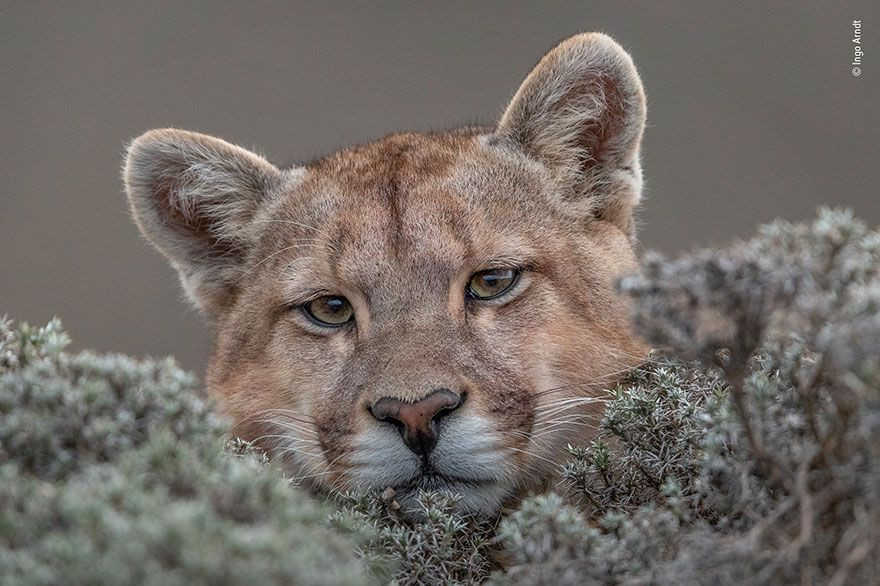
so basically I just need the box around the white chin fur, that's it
[345,413,516,516]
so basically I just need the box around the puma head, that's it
[124,33,648,514]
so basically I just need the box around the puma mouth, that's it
[403,470,497,490]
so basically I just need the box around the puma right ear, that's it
[124,129,283,315]
[495,33,647,234]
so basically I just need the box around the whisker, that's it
[505,446,562,468]
[250,432,320,446]
[235,244,310,283]
[259,418,319,438]
[535,401,607,421]
[537,396,609,409]
[535,412,603,424]
[262,408,317,424]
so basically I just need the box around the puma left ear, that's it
[495,33,646,234]
[124,129,283,315]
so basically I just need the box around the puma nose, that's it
[369,389,462,456]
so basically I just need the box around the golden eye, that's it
[302,296,354,327]
[467,268,520,300]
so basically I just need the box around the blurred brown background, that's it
[2,1,878,373]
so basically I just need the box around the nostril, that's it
[379,414,404,432]
[368,400,401,426]
[431,389,463,423]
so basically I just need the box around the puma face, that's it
[124,33,648,515]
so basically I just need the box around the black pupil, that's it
[482,270,511,290]
[322,297,346,314]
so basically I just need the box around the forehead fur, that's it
[249,129,589,299]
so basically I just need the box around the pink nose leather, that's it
[370,389,462,455]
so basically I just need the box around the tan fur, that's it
[124,33,649,514]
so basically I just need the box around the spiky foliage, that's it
[0,318,220,481]
[496,209,880,585]
[561,360,725,521]
[331,488,495,585]
[3,208,878,585]
[0,317,368,586]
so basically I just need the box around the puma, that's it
[124,33,648,514]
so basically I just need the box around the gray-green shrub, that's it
[495,209,880,585]
[0,318,368,586]
[2,209,877,585]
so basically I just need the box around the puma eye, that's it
[467,268,520,300]
[302,296,354,327]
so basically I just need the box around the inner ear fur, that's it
[495,33,647,234]
[124,128,283,314]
